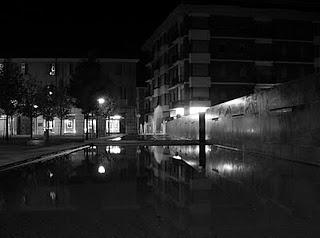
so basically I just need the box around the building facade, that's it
[0,57,138,138]
[142,4,320,133]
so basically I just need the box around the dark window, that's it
[191,40,209,53]
[120,86,127,99]
[154,77,159,88]
[219,44,226,53]
[165,94,169,105]
[191,64,209,76]
[281,45,287,57]
[69,63,73,74]
[169,66,179,86]
[190,17,208,29]
[115,64,122,75]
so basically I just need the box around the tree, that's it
[0,60,22,141]
[54,84,72,136]
[38,85,56,141]
[19,76,42,139]
[96,95,117,135]
[69,59,102,140]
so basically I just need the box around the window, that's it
[240,66,248,78]
[69,63,73,74]
[191,63,209,76]
[0,63,4,73]
[281,66,287,79]
[165,94,169,105]
[119,86,127,99]
[191,40,209,53]
[281,45,287,57]
[190,17,208,29]
[115,64,122,75]
[49,63,55,76]
[218,44,226,53]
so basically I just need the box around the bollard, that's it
[199,112,206,169]
[199,112,205,143]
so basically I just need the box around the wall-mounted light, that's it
[190,107,209,114]
[175,107,184,116]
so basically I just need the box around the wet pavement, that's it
[0,144,319,237]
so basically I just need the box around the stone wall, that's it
[166,74,320,165]
[166,115,199,140]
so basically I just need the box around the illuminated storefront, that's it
[64,117,76,134]
[106,115,122,133]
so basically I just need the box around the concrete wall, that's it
[166,115,199,139]
[166,74,320,165]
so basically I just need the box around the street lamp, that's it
[97,97,105,105]
[33,105,38,135]
[96,97,106,138]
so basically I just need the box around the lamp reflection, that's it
[106,146,121,154]
[98,165,106,174]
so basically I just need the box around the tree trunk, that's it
[5,115,9,141]
[29,116,33,139]
[107,116,110,135]
[85,114,89,140]
[60,117,63,136]
[10,116,13,136]
[45,120,49,141]
[91,114,94,139]
[96,115,99,138]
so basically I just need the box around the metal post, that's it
[199,112,206,169]
[199,112,205,143]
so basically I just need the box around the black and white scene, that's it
[1,0,320,237]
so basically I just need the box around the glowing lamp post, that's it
[96,97,106,138]
[33,105,38,135]
[97,98,105,105]
[98,165,106,174]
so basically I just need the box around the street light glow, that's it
[112,115,121,120]
[190,107,209,114]
[49,91,53,95]
[33,105,38,109]
[97,98,105,105]
[98,165,106,174]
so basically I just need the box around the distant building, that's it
[0,57,138,137]
[142,4,320,133]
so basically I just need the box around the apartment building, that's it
[142,4,320,133]
[0,57,138,137]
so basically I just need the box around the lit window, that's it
[49,63,55,76]
[0,63,3,73]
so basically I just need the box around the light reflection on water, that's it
[0,144,319,237]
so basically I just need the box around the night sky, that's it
[0,0,320,59]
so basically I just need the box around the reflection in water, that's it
[98,165,106,174]
[0,144,319,237]
[106,145,121,154]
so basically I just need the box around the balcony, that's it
[189,53,210,63]
[188,29,210,41]
[189,76,211,87]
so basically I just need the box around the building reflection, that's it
[0,144,319,237]
[141,145,213,237]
